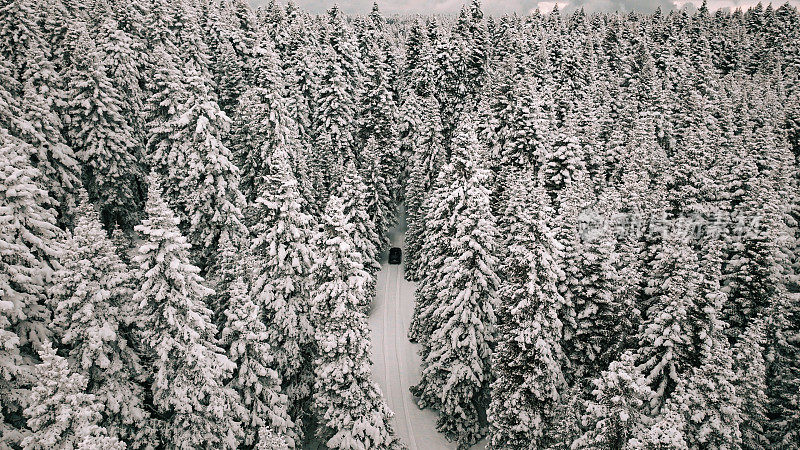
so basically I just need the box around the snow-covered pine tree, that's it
[144,44,186,137]
[635,231,703,412]
[447,0,488,111]
[403,19,436,97]
[248,27,283,92]
[665,326,743,449]
[94,15,147,143]
[147,65,247,271]
[15,44,81,229]
[733,318,769,449]
[205,230,245,327]
[0,0,51,83]
[144,0,181,58]
[255,428,290,450]
[572,352,655,449]
[0,129,64,447]
[280,11,321,144]
[336,160,380,309]
[63,31,145,231]
[220,277,295,448]
[357,5,401,209]
[248,147,316,433]
[230,83,303,205]
[21,344,124,450]
[406,156,452,342]
[324,5,363,99]
[764,286,800,447]
[133,174,243,449]
[360,138,395,256]
[566,210,634,382]
[310,48,358,207]
[396,90,423,196]
[0,0,83,230]
[628,402,689,450]
[723,174,791,342]
[0,56,24,135]
[542,120,586,205]
[487,171,568,449]
[411,116,499,448]
[310,194,399,450]
[50,190,151,446]
[491,80,553,217]
[403,94,445,282]
[172,1,214,81]
[213,39,246,117]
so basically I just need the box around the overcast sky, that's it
[250,0,800,15]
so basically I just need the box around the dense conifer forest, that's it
[1,0,800,448]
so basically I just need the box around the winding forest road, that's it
[368,208,487,450]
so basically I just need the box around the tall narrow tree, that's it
[51,190,152,446]
[133,175,243,449]
[310,195,399,450]
[220,277,295,448]
[249,148,316,433]
[411,116,499,448]
[0,130,63,448]
[63,32,145,230]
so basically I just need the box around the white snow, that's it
[368,206,488,450]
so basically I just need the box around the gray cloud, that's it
[563,0,677,13]
[249,0,799,15]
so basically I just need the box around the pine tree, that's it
[11,40,81,229]
[230,85,302,204]
[21,344,124,450]
[147,66,247,271]
[0,130,63,447]
[635,232,704,412]
[249,148,316,432]
[133,174,243,449]
[214,39,247,117]
[542,121,585,203]
[411,116,499,448]
[336,161,380,309]
[764,288,800,447]
[666,330,743,449]
[406,154,452,343]
[403,19,436,97]
[403,94,445,281]
[360,138,395,258]
[280,11,320,144]
[628,404,689,450]
[50,190,151,446]
[733,319,769,449]
[488,171,568,449]
[94,15,147,141]
[310,49,358,205]
[220,277,295,448]
[205,231,245,327]
[144,44,186,137]
[324,5,363,97]
[491,80,553,216]
[573,352,655,450]
[556,172,634,384]
[723,175,790,343]
[63,31,145,231]
[311,195,399,450]
[357,5,401,210]
[255,428,290,450]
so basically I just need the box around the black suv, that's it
[388,247,402,265]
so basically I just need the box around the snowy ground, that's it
[368,208,488,450]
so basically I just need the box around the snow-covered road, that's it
[368,208,487,450]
